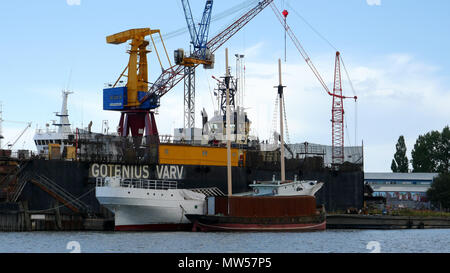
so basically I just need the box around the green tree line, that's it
[391,126,449,173]
[391,126,449,210]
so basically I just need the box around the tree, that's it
[438,126,450,174]
[391,159,398,173]
[391,136,409,173]
[412,126,449,173]
[427,173,450,211]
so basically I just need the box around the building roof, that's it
[365,172,439,181]
[370,184,430,193]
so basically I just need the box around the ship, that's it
[95,171,325,230]
[33,90,75,159]
[186,196,327,232]
[185,58,327,232]
[0,3,365,231]
[0,80,364,231]
[95,176,209,231]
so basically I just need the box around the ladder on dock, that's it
[8,170,94,217]
[29,173,94,216]
[6,162,31,203]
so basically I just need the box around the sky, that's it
[0,0,449,172]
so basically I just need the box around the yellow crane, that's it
[104,28,172,137]
[106,28,172,108]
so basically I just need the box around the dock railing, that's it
[95,177,177,190]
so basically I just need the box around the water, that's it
[1,229,449,253]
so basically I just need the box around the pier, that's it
[0,202,113,232]
[327,214,450,229]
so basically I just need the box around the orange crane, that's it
[103,28,172,139]
[269,2,357,165]
[103,1,274,140]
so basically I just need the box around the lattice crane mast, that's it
[175,0,215,130]
[269,2,357,165]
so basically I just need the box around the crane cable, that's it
[285,2,359,146]
[155,0,260,42]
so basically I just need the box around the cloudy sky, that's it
[0,0,448,172]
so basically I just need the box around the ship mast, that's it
[54,90,73,135]
[226,48,232,196]
[277,59,286,182]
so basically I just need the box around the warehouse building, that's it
[364,173,439,210]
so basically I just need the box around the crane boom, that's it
[197,0,213,55]
[269,2,357,165]
[269,2,357,101]
[140,0,274,104]
[181,0,199,50]
[181,0,213,58]
[4,122,31,149]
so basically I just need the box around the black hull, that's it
[18,159,364,215]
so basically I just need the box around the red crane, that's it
[332,52,345,165]
[269,2,357,165]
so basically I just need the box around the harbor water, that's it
[1,229,449,253]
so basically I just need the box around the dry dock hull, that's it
[16,159,364,215]
[187,214,326,232]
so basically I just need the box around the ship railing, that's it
[35,128,57,134]
[95,177,177,190]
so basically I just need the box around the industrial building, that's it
[364,172,439,210]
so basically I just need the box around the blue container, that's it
[103,87,127,110]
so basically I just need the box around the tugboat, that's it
[186,58,326,232]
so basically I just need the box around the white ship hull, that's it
[95,178,206,231]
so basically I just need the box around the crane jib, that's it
[139,0,273,105]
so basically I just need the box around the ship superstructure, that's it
[33,90,75,158]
